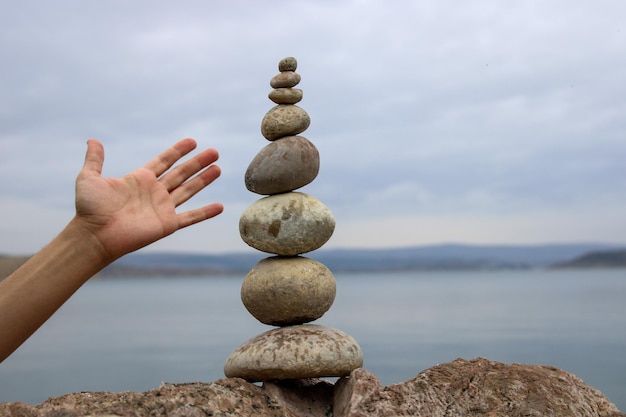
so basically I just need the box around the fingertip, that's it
[206,148,220,163]
[169,138,198,160]
[86,138,103,151]
[178,202,224,229]
[82,138,105,175]
[180,137,198,150]
[212,202,225,216]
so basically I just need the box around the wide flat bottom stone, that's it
[224,324,363,381]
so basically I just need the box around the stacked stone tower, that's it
[224,57,363,381]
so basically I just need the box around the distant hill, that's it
[0,255,29,280]
[100,243,622,276]
[2,243,623,280]
[100,252,260,277]
[553,249,626,268]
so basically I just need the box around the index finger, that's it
[144,138,198,177]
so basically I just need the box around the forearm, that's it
[0,218,110,362]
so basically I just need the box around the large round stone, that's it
[224,324,363,381]
[239,192,335,256]
[245,136,319,195]
[261,105,310,141]
[241,256,336,326]
[269,88,303,104]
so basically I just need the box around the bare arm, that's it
[0,138,223,362]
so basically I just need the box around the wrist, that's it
[64,217,116,268]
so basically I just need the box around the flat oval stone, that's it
[241,256,336,326]
[224,324,363,381]
[278,56,297,72]
[269,88,303,104]
[261,105,310,141]
[270,71,301,88]
[245,136,319,195]
[239,192,335,256]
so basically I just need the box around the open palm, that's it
[74,139,223,261]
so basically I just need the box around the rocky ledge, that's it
[1,358,623,417]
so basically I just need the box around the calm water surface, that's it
[1,269,624,410]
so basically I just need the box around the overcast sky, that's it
[1,0,625,255]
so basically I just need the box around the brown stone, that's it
[245,136,319,195]
[262,379,334,417]
[278,56,297,72]
[0,379,302,417]
[224,324,363,381]
[270,71,301,88]
[239,192,335,256]
[333,358,622,417]
[269,87,303,104]
[241,256,336,326]
[261,105,310,141]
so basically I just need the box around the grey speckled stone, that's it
[224,324,363,381]
[261,105,310,141]
[245,136,319,195]
[241,256,336,326]
[239,192,335,256]
[269,88,303,104]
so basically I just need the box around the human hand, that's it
[73,138,223,262]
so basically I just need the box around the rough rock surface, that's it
[335,358,622,417]
[239,192,335,256]
[1,358,622,417]
[241,256,336,326]
[245,135,319,195]
[261,104,311,140]
[224,324,363,381]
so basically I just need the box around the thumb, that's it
[81,138,105,177]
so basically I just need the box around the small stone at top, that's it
[279,56,297,72]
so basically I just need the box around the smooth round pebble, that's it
[269,88,303,104]
[278,56,297,72]
[241,256,336,326]
[270,71,301,88]
[224,324,363,381]
[239,192,335,256]
[261,105,310,141]
[245,136,319,195]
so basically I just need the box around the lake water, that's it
[1,269,624,410]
